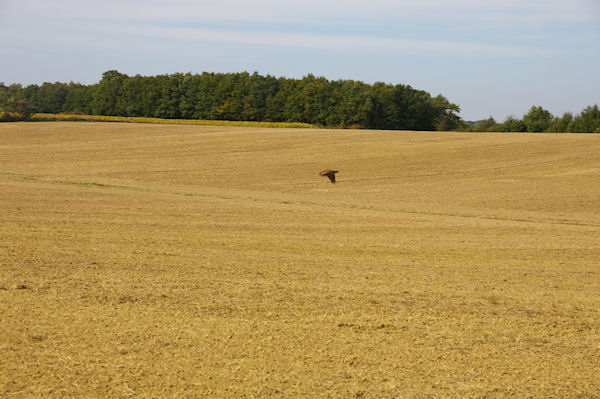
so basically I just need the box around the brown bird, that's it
[319,170,338,183]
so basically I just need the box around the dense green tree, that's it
[156,74,184,119]
[0,82,8,108]
[367,82,395,129]
[178,74,196,119]
[549,112,573,133]
[37,82,69,113]
[470,117,498,132]
[240,72,278,121]
[431,95,461,131]
[120,75,146,116]
[62,83,93,114]
[91,70,128,115]
[0,83,33,119]
[523,105,553,132]
[22,84,41,111]
[283,79,304,123]
[190,72,217,119]
[0,83,20,111]
[264,78,290,122]
[299,75,332,125]
[213,73,245,120]
[328,80,371,128]
[568,105,600,133]
[499,116,526,132]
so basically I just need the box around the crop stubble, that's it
[1,122,599,397]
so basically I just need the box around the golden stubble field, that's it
[1,122,599,398]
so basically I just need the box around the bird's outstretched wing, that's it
[319,170,338,183]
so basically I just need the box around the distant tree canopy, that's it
[466,105,600,134]
[1,70,461,130]
[1,72,599,132]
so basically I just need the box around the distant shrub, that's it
[0,112,24,122]
[30,113,314,128]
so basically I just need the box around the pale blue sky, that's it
[1,0,599,120]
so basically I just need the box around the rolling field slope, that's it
[1,122,599,397]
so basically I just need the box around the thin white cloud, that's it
[108,24,561,58]
[1,0,594,63]
[5,0,599,25]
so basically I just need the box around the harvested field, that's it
[1,122,599,398]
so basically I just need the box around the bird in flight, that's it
[319,170,338,183]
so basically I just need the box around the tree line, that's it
[0,70,461,130]
[1,70,598,132]
[466,105,600,133]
